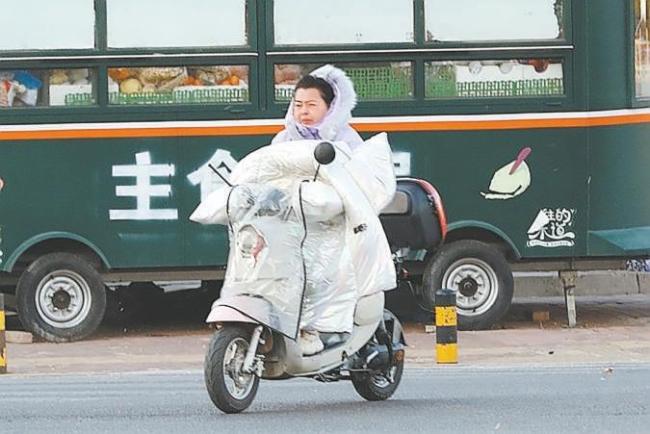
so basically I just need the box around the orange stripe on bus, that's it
[356,113,650,132]
[0,125,283,141]
[1,112,649,141]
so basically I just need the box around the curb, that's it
[515,270,649,297]
[6,331,33,345]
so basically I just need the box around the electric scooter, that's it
[203,142,446,413]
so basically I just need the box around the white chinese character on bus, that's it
[109,151,178,221]
[187,149,238,201]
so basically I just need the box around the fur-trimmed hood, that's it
[282,65,358,142]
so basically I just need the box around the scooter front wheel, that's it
[204,326,260,413]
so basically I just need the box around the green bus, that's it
[1,0,649,341]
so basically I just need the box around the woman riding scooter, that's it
[272,65,367,355]
[190,65,406,413]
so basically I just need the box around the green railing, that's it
[275,66,413,102]
[64,93,96,106]
[344,66,413,101]
[65,87,249,106]
[427,77,564,99]
[108,87,249,105]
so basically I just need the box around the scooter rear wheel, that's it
[204,326,260,413]
[351,360,404,401]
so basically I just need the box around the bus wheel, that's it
[422,240,513,331]
[16,253,107,342]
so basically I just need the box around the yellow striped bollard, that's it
[0,293,6,374]
[435,288,458,364]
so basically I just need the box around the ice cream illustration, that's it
[481,147,532,200]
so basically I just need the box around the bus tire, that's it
[422,240,513,331]
[16,253,107,342]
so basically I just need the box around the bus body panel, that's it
[6,120,644,270]
[588,122,650,255]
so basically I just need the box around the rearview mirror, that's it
[314,141,336,165]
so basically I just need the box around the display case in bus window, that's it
[635,0,650,98]
[107,0,248,48]
[274,63,413,102]
[0,0,95,50]
[0,69,96,108]
[424,0,565,42]
[107,65,249,105]
[424,59,564,99]
[273,0,414,46]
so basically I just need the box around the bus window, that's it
[0,69,96,108]
[273,0,414,46]
[107,65,249,105]
[635,0,650,98]
[107,0,248,48]
[274,63,413,102]
[425,59,564,99]
[0,0,95,50]
[424,0,564,42]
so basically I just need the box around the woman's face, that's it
[293,87,329,126]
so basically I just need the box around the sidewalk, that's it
[4,295,650,375]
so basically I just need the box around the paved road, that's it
[2,365,649,433]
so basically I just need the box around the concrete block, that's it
[515,271,641,298]
[6,331,33,344]
[575,271,639,296]
[514,272,564,297]
[638,273,650,295]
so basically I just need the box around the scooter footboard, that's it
[283,292,385,376]
[283,318,381,376]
